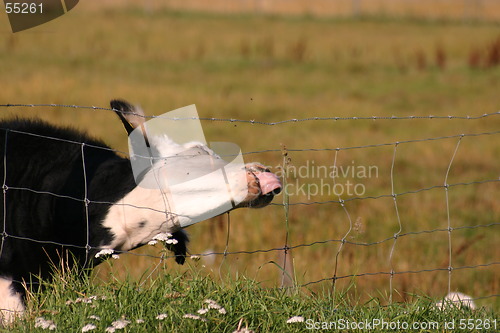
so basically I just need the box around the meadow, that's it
[5,267,499,332]
[0,2,499,330]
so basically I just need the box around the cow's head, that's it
[111,100,281,228]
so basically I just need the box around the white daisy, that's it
[82,323,97,332]
[286,316,304,323]
[111,319,131,329]
[197,308,209,315]
[183,313,207,322]
[156,313,168,320]
[34,317,57,330]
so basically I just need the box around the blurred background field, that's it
[0,1,499,309]
[94,0,500,22]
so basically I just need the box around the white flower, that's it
[207,303,221,310]
[69,295,107,305]
[35,317,57,330]
[190,255,201,261]
[111,254,120,260]
[75,295,97,304]
[110,319,131,329]
[204,299,221,309]
[105,327,115,333]
[183,313,207,322]
[95,249,114,258]
[136,319,145,324]
[149,232,178,245]
[197,308,209,315]
[82,323,97,332]
[88,315,101,321]
[153,233,173,241]
[156,313,168,320]
[204,298,217,304]
[198,299,227,314]
[286,316,304,323]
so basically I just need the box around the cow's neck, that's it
[101,186,178,251]
[100,170,244,251]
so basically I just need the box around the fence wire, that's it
[1,103,499,124]
[0,103,498,305]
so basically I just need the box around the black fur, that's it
[0,118,187,295]
[110,100,136,135]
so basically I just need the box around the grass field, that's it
[5,266,499,332]
[0,1,499,327]
[95,0,500,22]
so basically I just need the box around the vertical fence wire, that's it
[280,148,290,288]
[331,148,354,303]
[81,143,91,268]
[443,134,464,295]
[218,212,231,285]
[0,130,9,259]
[388,142,402,304]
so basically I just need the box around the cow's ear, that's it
[110,99,146,135]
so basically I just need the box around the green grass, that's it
[4,267,498,332]
[1,3,499,320]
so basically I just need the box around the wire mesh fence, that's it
[0,103,498,307]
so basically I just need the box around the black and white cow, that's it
[0,100,281,324]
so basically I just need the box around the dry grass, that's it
[1,5,499,308]
[91,0,500,22]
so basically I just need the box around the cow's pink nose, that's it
[255,172,281,195]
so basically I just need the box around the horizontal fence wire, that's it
[1,103,499,124]
[2,220,498,258]
[0,103,498,304]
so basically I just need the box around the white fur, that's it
[147,134,215,159]
[103,134,248,251]
[102,162,247,250]
[102,186,177,250]
[0,277,24,326]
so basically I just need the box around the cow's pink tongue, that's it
[256,172,281,195]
